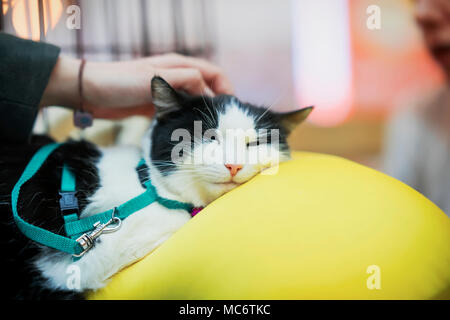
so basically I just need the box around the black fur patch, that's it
[0,136,101,299]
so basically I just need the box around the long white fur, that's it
[34,103,289,292]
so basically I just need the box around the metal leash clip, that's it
[73,207,122,258]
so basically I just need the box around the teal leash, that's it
[11,143,194,258]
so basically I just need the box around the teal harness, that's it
[11,143,194,258]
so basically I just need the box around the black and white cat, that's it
[0,76,312,299]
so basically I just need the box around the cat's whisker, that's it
[255,89,287,125]
[203,101,217,128]
[193,107,215,129]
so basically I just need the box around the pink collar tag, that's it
[191,207,203,217]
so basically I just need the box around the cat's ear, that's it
[151,76,182,119]
[278,106,314,133]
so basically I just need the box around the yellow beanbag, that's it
[90,152,450,299]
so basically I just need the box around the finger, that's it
[157,68,215,97]
[150,53,234,94]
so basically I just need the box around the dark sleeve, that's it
[0,33,60,143]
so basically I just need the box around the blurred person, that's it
[0,33,233,143]
[383,0,450,215]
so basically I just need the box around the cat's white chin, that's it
[205,180,242,196]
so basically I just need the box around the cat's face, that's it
[146,76,312,206]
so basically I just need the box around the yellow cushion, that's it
[89,152,450,299]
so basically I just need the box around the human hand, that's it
[40,53,233,119]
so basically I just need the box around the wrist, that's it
[81,61,106,112]
[40,56,81,109]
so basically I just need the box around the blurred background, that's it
[0,0,445,169]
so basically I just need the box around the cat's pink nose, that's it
[225,164,243,177]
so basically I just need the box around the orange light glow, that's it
[11,0,63,41]
[2,0,14,15]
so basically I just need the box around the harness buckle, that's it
[59,191,79,216]
[73,207,122,258]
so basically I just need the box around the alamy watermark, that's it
[366,264,381,290]
[66,265,81,290]
[366,5,381,30]
[66,5,81,30]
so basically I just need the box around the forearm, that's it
[40,57,154,111]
